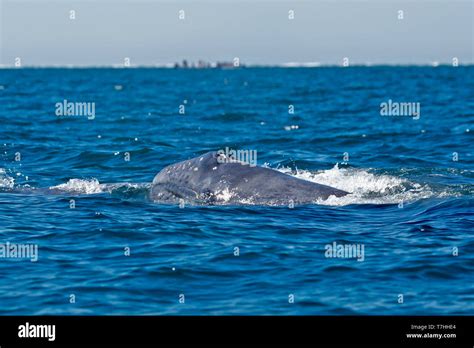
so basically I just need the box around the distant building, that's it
[173,59,243,69]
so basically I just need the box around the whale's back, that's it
[150,152,348,205]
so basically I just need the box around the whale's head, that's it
[150,152,228,202]
[152,151,221,182]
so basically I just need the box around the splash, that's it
[0,168,15,189]
[49,179,150,197]
[278,164,445,206]
[50,178,104,194]
[214,187,235,202]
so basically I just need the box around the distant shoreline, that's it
[0,63,472,69]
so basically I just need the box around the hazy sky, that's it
[0,0,472,66]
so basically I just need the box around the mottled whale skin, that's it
[150,152,348,205]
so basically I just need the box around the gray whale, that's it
[150,152,348,205]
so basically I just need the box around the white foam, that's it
[277,164,442,206]
[0,168,15,189]
[49,179,150,195]
[50,178,104,194]
[215,187,234,202]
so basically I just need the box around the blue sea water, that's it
[0,66,473,315]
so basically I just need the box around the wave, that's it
[49,179,150,196]
[1,166,466,206]
[276,164,456,206]
[50,178,104,194]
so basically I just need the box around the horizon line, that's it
[0,62,472,69]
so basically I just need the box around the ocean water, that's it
[0,66,473,315]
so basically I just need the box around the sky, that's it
[0,0,472,66]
